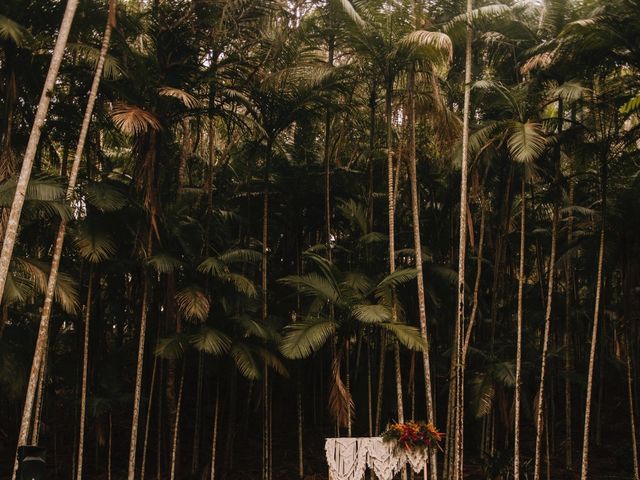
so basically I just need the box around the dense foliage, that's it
[1,0,639,479]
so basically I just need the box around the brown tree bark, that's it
[579,176,606,480]
[76,268,95,480]
[514,176,526,480]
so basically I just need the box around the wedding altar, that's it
[324,437,429,480]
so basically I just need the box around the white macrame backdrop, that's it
[325,437,429,480]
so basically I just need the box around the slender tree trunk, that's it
[261,137,272,480]
[298,371,304,479]
[31,341,48,445]
[191,352,204,474]
[565,176,574,471]
[324,38,334,261]
[627,337,640,480]
[406,65,437,480]
[388,74,404,430]
[141,352,159,480]
[76,268,95,480]
[514,176,526,480]
[108,413,112,480]
[170,360,186,480]
[374,328,387,434]
[128,230,154,480]
[0,0,79,302]
[580,164,606,480]
[210,381,220,480]
[463,193,486,363]
[368,341,373,436]
[10,5,112,478]
[533,198,559,480]
[177,117,191,196]
[453,2,473,475]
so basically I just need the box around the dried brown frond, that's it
[111,103,161,135]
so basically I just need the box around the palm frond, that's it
[0,176,65,207]
[197,257,226,276]
[226,273,258,298]
[231,343,261,380]
[520,52,554,74]
[67,43,124,79]
[84,183,127,212]
[358,232,387,244]
[218,248,262,264]
[279,272,339,302]
[17,258,79,314]
[148,253,183,274]
[0,15,27,46]
[621,93,640,115]
[175,285,210,323]
[189,327,231,356]
[233,315,273,340]
[507,121,547,163]
[111,103,161,135]
[548,80,589,103]
[398,30,453,63]
[443,4,511,43]
[280,318,337,359]
[351,304,391,323]
[332,0,367,29]
[158,87,202,109]
[2,271,30,305]
[380,322,427,351]
[470,374,495,418]
[256,347,289,377]
[492,361,516,386]
[375,268,418,294]
[329,350,354,428]
[155,335,187,359]
[74,224,116,263]
[341,272,373,295]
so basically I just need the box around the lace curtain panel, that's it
[325,437,429,480]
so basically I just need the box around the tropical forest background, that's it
[0,0,639,479]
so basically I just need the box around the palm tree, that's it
[280,251,427,427]
[74,215,117,480]
[0,0,79,305]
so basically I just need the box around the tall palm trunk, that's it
[141,352,159,480]
[533,100,563,480]
[177,117,191,196]
[325,37,334,261]
[579,160,607,480]
[565,176,575,471]
[128,230,154,480]
[514,176,526,480]
[387,74,405,426]
[76,268,95,480]
[0,0,79,302]
[297,372,304,479]
[375,330,387,435]
[406,62,437,480]
[626,337,640,480]
[108,413,112,480]
[10,5,112,479]
[261,139,272,480]
[191,352,204,474]
[170,360,186,480]
[533,199,559,480]
[453,2,473,476]
[210,381,220,480]
[463,192,486,363]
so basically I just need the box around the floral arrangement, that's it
[381,421,445,451]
